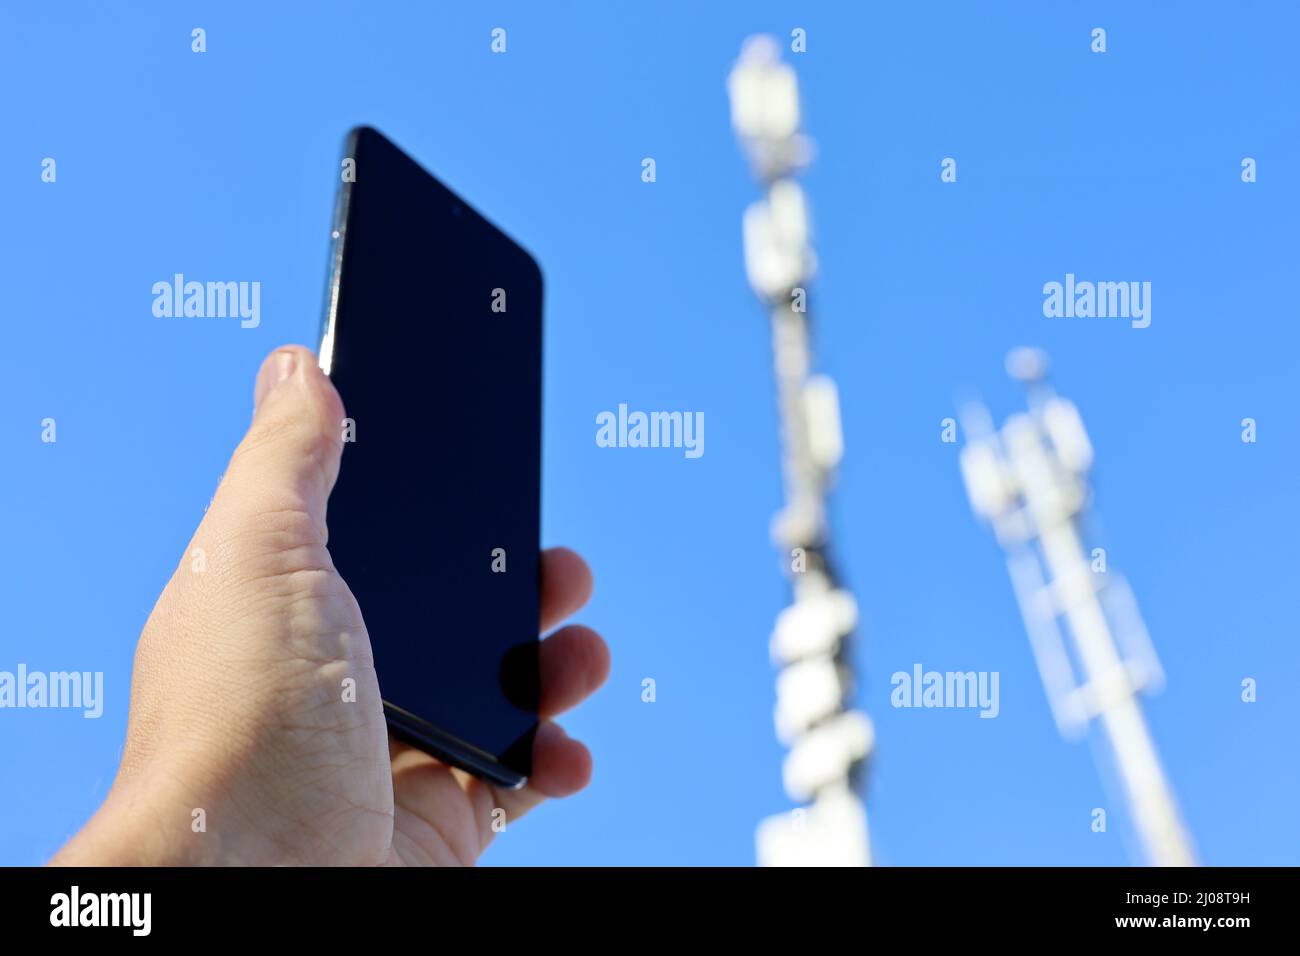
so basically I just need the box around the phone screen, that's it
[319,127,541,786]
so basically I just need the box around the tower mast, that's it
[959,348,1196,866]
[729,36,874,867]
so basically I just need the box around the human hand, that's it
[53,345,609,866]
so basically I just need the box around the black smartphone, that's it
[317,126,542,789]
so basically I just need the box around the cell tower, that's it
[958,348,1196,867]
[728,36,874,867]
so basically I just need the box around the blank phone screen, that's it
[321,127,541,779]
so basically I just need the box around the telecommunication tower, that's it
[729,35,874,867]
[959,348,1196,867]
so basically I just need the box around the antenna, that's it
[959,349,1196,866]
[729,35,873,867]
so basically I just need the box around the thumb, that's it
[215,345,345,540]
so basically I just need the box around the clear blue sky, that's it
[2,2,1297,866]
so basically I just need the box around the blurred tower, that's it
[728,36,874,867]
[959,348,1196,867]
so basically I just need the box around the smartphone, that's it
[317,126,542,789]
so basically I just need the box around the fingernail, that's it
[254,350,299,411]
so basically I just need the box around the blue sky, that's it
[2,2,1297,866]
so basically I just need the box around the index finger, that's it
[540,547,593,633]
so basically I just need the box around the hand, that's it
[53,345,609,866]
